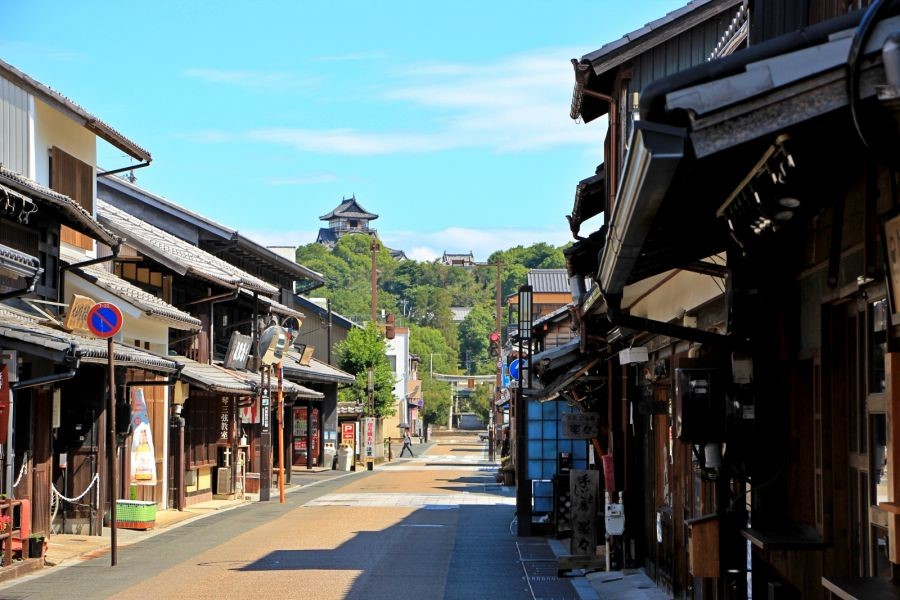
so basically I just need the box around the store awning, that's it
[176,357,257,395]
[531,355,604,403]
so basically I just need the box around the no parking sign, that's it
[87,302,123,338]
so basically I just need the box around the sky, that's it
[2,1,685,262]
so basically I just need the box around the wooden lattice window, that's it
[50,146,94,251]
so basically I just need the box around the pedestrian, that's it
[400,427,415,457]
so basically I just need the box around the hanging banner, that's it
[129,388,157,486]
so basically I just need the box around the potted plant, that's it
[498,456,515,486]
[27,533,45,559]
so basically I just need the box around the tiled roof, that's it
[337,401,364,416]
[281,351,354,385]
[527,269,570,294]
[0,167,119,248]
[62,248,201,331]
[176,357,257,395]
[0,58,151,162]
[0,243,41,279]
[0,306,178,373]
[319,197,378,221]
[97,200,277,295]
[176,357,322,398]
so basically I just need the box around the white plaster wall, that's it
[64,272,170,355]
[33,99,96,195]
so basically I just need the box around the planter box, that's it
[114,500,156,530]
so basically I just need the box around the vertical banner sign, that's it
[219,399,230,442]
[130,388,157,486]
[569,469,599,556]
[261,388,270,431]
[364,417,376,459]
[342,423,355,445]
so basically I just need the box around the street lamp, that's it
[516,284,533,536]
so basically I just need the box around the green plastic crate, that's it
[114,500,156,530]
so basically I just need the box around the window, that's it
[50,146,94,251]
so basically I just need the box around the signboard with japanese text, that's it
[219,398,230,442]
[569,469,599,556]
[223,332,252,370]
[261,389,270,431]
[342,423,355,444]
[364,417,376,458]
[63,294,95,332]
[562,413,602,439]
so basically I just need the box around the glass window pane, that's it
[872,414,889,505]
[870,299,887,395]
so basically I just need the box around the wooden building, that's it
[557,0,900,597]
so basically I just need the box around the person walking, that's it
[400,427,415,457]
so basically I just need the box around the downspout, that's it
[580,87,618,214]
[96,162,151,178]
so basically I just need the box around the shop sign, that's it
[364,417,376,458]
[219,398,230,442]
[261,389,270,431]
[63,294,95,332]
[223,332,252,370]
[562,413,602,439]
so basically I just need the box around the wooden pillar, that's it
[883,353,900,562]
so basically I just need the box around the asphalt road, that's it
[0,433,533,600]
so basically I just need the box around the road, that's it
[0,432,536,600]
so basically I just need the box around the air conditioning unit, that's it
[217,468,233,495]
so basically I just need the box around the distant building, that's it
[451,306,473,323]
[441,251,475,266]
[315,195,378,247]
[315,195,407,260]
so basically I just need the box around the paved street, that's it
[0,433,564,600]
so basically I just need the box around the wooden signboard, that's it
[569,469,599,556]
[562,413,602,439]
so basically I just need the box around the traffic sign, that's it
[509,358,523,380]
[87,302,123,338]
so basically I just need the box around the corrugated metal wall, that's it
[751,0,875,44]
[0,75,30,176]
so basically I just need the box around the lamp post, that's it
[516,284,533,536]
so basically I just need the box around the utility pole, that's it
[370,238,379,324]
[491,263,502,461]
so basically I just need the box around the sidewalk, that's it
[44,466,351,569]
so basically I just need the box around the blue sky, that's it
[3,1,685,261]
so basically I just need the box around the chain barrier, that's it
[11,460,26,489]
[51,474,100,523]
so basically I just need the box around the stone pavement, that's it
[44,465,352,570]
[30,435,668,600]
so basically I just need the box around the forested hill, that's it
[295,235,567,378]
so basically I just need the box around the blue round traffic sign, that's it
[87,302,123,338]
[509,358,522,380]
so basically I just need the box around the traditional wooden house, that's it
[95,200,322,505]
[561,0,900,597]
[0,58,198,545]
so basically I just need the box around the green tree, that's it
[409,324,456,429]
[335,323,396,417]
[458,304,496,374]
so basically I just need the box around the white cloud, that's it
[183,47,605,156]
[382,226,573,263]
[182,68,318,92]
